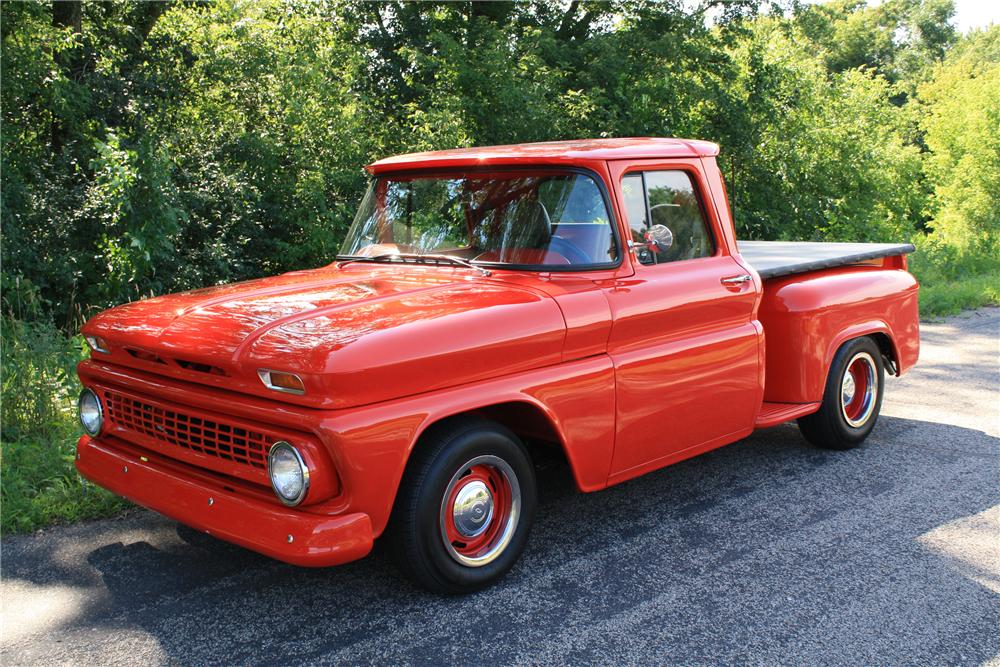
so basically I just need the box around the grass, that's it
[1,316,129,534]
[1,427,129,534]
[909,238,1000,318]
[917,270,1000,319]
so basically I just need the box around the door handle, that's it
[721,274,752,286]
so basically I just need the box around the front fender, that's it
[320,356,616,537]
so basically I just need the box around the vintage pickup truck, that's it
[76,138,919,593]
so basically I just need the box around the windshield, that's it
[338,170,620,269]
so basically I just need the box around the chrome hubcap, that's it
[452,480,494,538]
[439,455,521,568]
[841,373,856,405]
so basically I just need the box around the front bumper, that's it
[76,435,373,567]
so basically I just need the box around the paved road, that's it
[3,309,998,666]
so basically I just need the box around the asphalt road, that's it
[3,308,998,666]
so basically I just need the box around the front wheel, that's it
[798,336,885,450]
[389,417,536,594]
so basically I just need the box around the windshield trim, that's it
[335,165,624,273]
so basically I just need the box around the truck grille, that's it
[101,388,271,480]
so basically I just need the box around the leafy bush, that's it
[907,24,1000,312]
[2,425,129,534]
[6,1,988,329]
[1,316,83,441]
[918,27,1000,252]
[1,281,128,533]
[724,21,925,242]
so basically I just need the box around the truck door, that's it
[604,161,762,484]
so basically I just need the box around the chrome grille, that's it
[101,389,269,471]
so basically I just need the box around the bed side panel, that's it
[759,266,919,403]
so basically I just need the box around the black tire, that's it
[388,417,537,594]
[798,336,885,450]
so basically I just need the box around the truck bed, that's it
[738,240,915,280]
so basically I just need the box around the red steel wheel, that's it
[798,336,886,450]
[389,417,536,594]
[439,456,520,567]
[840,351,878,427]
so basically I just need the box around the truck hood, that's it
[82,266,567,408]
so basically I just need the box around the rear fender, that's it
[758,266,919,403]
[825,321,901,376]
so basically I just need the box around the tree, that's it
[0,0,980,327]
[791,0,957,97]
[918,26,1000,255]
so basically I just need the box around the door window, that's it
[621,170,714,265]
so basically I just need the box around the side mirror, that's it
[644,224,673,253]
[629,224,673,264]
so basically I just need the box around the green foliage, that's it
[84,133,184,303]
[2,424,130,534]
[916,270,1000,318]
[724,20,925,241]
[1,283,128,533]
[918,26,1000,252]
[905,24,1000,312]
[4,0,986,329]
[791,0,957,94]
[1,314,83,441]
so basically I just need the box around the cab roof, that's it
[367,137,720,174]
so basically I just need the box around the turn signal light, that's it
[257,369,306,395]
[85,335,110,354]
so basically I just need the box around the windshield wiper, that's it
[338,253,492,277]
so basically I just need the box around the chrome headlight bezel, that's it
[78,388,104,436]
[267,441,310,506]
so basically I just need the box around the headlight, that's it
[78,389,103,436]
[268,441,310,506]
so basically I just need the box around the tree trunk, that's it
[50,0,83,153]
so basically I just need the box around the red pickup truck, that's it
[76,138,919,593]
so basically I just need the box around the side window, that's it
[622,170,714,265]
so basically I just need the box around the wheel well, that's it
[416,402,569,467]
[867,332,899,375]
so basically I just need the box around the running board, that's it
[755,401,822,429]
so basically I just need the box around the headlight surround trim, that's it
[78,388,104,436]
[267,441,310,506]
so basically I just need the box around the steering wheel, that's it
[533,199,552,227]
[529,200,593,264]
[546,235,592,264]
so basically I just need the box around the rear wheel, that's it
[798,336,885,450]
[389,417,536,594]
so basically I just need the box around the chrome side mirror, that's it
[630,224,674,259]
[628,225,674,255]
[645,224,673,253]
